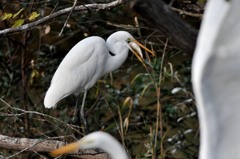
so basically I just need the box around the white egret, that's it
[192,0,240,158]
[50,131,128,159]
[44,31,155,127]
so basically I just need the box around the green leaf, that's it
[13,8,24,18]
[28,12,40,21]
[1,13,13,20]
[12,19,24,27]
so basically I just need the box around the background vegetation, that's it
[0,0,204,158]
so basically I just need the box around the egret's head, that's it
[75,132,103,149]
[50,133,101,157]
[107,31,155,62]
[50,132,127,158]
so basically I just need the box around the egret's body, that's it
[192,0,240,158]
[44,31,154,127]
[45,31,140,108]
[50,131,128,159]
[44,37,108,108]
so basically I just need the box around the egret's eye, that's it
[127,38,131,43]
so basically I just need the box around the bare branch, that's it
[171,7,202,18]
[0,0,124,36]
[59,0,78,36]
[0,134,64,152]
[0,134,110,159]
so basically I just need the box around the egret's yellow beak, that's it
[50,141,80,157]
[128,38,155,67]
[130,38,155,57]
[128,41,144,63]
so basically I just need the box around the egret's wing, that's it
[44,37,108,108]
[192,0,240,159]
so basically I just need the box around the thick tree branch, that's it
[0,0,124,35]
[129,0,198,54]
[0,134,109,159]
[0,134,65,152]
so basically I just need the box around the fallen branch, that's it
[0,134,109,159]
[0,0,124,35]
[0,134,64,152]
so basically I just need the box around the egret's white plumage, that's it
[192,0,240,158]
[44,31,149,109]
[50,131,129,159]
[44,37,107,108]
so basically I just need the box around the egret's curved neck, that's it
[103,40,129,74]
